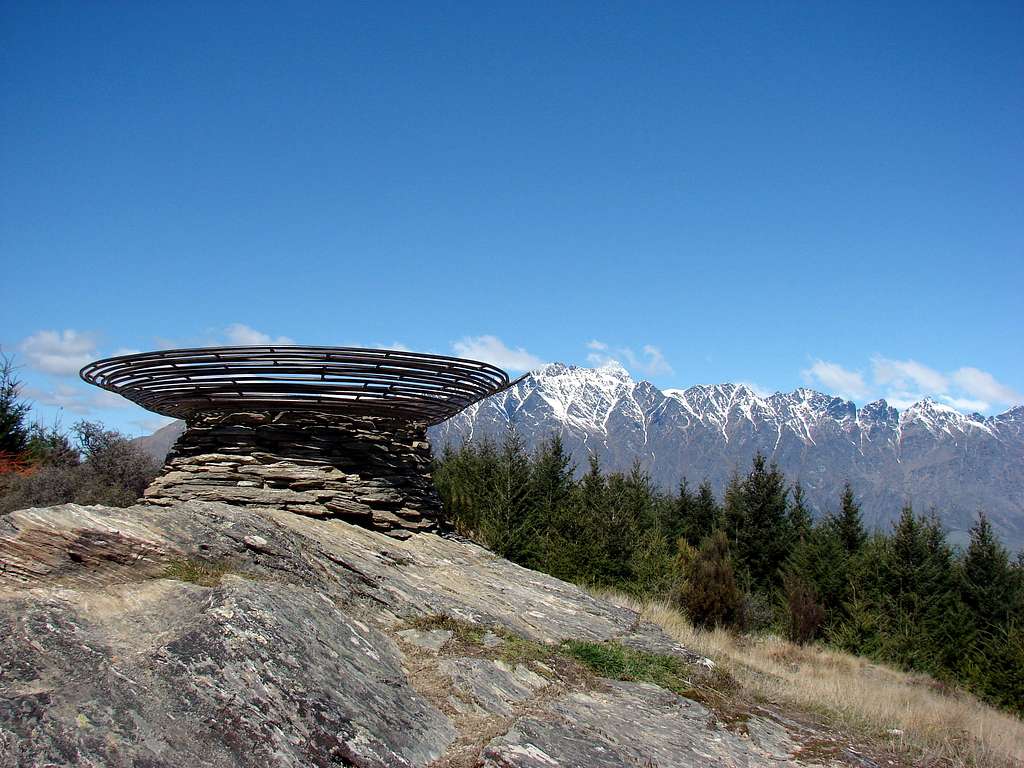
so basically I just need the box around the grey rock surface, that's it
[1,502,882,766]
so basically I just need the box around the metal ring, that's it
[80,345,512,425]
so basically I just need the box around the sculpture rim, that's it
[79,345,514,425]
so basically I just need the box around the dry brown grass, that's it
[595,590,1024,768]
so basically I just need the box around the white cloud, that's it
[883,392,921,410]
[19,329,98,376]
[951,367,1021,406]
[224,323,295,346]
[585,340,673,378]
[803,355,1020,414]
[451,335,544,372]
[871,357,948,393]
[24,384,132,415]
[939,394,990,413]
[801,360,870,400]
[621,345,674,377]
[374,341,411,352]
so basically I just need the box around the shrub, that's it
[736,590,777,634]
[0,420,158,513]
[682,530,740,629]
[783,573,826,645]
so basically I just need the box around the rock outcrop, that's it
[144,410,441,538]
[0,501,884,767]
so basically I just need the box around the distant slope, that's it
[133,362,1024,549]
[430,362,1024,550]
[133,420,185,462]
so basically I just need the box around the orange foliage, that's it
[0,451,34,476]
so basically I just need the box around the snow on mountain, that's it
[431,363,1024,550]
[133,361,1024,549]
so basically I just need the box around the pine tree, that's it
[784,519,849,622]
[722,469,745,547]
[787,481,813,544]
[531,434,576,576]
[629,525,675,598]
[572,453,612,585]
[834,482,866,555]
[960,512,1014,631]
[602,461,651,585]
[686,480,720,547]
[683,530,740,628]
[667,477,695,545]
[0,353,31,456]
[734,452,790,591]
[478,428,537,564]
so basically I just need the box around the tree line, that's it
[0,353,158,512]
[433,430,1024,715]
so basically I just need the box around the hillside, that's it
[132,363,1024,549]
[3,500,1022,766]
[431,362,1024,549]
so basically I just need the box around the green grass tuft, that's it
[162,559,235,587]
[560,640,695,696]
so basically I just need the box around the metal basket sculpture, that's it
[80,345,516,425]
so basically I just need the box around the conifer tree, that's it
[602,461,651,584]
[531,434,576,576]
[834,482,866,555]
[686,480,720,547]
[735,452,790,590]
[0,353,31,456]
[960,512,1014,630]
[722,469,745,546]
[788,481,813,544]
[573,453,612,584]
[479,428,537,564]
[784,519,848,623]
[668,477,695,544]
[683,530,740,628]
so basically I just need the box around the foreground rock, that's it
[1,502,880,767]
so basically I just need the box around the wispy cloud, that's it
[803,355,1020,413]
[19,329,98,376]
[23,384,132,415]
[586,340,674,378]
[622,345,674,377]
[224,323,294,346]
[871,356,948,393]
[952,367,1021,405]
[451,335,544,372]
[801,360,870,400]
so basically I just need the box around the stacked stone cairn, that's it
[143,410,442,538]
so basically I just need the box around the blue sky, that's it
[2,1,1022,435]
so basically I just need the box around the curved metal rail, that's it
[80,346,516,425]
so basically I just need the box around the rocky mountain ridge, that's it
[431,362,1024,549]
[134,362,1024,549]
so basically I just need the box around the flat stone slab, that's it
[440,658,548,716]
[397,628,453,653]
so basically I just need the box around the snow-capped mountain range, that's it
[430,361,1024,549]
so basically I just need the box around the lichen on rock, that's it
[0,501,881,767]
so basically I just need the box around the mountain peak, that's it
[429,362,1024,550]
